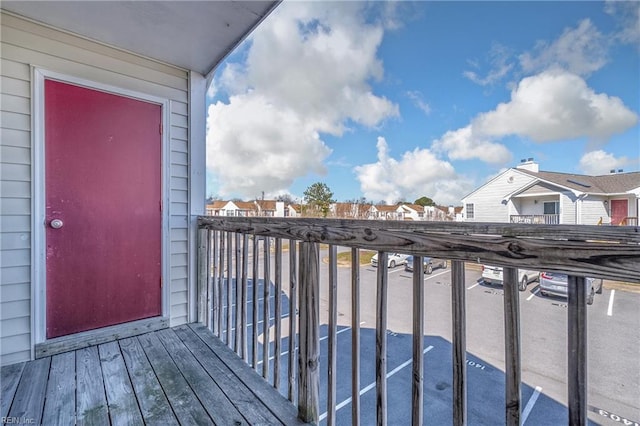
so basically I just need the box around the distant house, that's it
[330,202,372,219]
[286,204,302,218]
[397,204,426,221]
[462,160,640,225]
[206,200,228,216]
[206,200,285,217]
[255,200,285,217]
[368,204,402,220]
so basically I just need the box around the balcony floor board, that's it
[1,324,306,425]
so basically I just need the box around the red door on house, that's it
[45,79,162,339]
[610,199,628,226]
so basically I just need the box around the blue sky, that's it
[206,1,639,205]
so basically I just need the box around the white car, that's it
[482,265,539,291]
[371,253,409,268]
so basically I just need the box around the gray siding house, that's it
[0,2,278,366]
[462,161,640,226]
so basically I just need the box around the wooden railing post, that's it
[252,237,260,370]
[327,245,338,425]
[351,248,361,426]
[197,227,208,325]
[451,260,467,426]
[288,240,298,403]
[412,255,425,426]
[298,242,320,424]
[376,252,388,426]
[235,233,242,354]
[262,237,271,380]
[274,238,283,389]
[503,267,521,425]
[568,275,588,425]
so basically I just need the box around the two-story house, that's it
[462,160,640,225]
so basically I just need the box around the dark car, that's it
[404,255,447,275]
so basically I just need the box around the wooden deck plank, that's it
[119,337,178,425]
[188,323,307,425]
[1,362,24,418]
[137,331,214,425]
[42,351,76,425]
[2,325,306,426]
[76,346,109,426]
[36,316,168,358]
[98,341,144,425]
[156,328,248,425]
[8,357,50,425]
[174,325,283,425]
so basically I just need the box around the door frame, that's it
[31,68,171,349]
[610,198,629,225]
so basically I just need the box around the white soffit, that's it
[1,1,279,75]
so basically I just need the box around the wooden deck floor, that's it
[1,323,306,425]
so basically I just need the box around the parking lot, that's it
[228,248,640,425]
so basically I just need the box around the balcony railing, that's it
[619,216,638,226]
[510,214,560,224]
[197,217,639,425]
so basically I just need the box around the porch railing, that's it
[619,216,638,226]
[197,217,639,425]
[510,214,560,224]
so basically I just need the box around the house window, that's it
[543,201,559,215]
[466,203,474,219]
[226,210,235,216]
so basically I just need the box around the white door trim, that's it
[31,68,171,351]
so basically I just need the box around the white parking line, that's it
[319,345,435,421]
[424,269,451,280]
[607,290,615,316]
[319,326,352,342]
[467,283,480,290]
[526,288,540,301]
[257,324,364,366]
[522,385,542,424]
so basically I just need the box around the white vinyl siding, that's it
[580,196,609,225]
[560,192,577,224]
[462,170,536,222]
[0,12,191,365]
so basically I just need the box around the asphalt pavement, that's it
[227,247,639,425]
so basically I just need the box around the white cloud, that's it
[207,95,331,197]
[519,19,609,77]
[431,70,637,164]
[354,137,472,205]
[473,70,638,144]
[406,90,431,115]
[605,1,640,46]
[207,2,399,197]
[463,43,514,86]
[432,126,512,164]
[578,150,633,175]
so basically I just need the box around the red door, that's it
[610,199,628,226]
[45,80,162,339]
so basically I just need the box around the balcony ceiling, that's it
[1,0,279,76]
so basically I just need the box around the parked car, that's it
[371,253,409,268]
[404,255,447,275]
[481,265,539,291]
[539,272,603,305]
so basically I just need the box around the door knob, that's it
[50,219,64,229]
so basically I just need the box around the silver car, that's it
[404,255,447,275]
[481,265,539,291]
[539,272,603,305]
